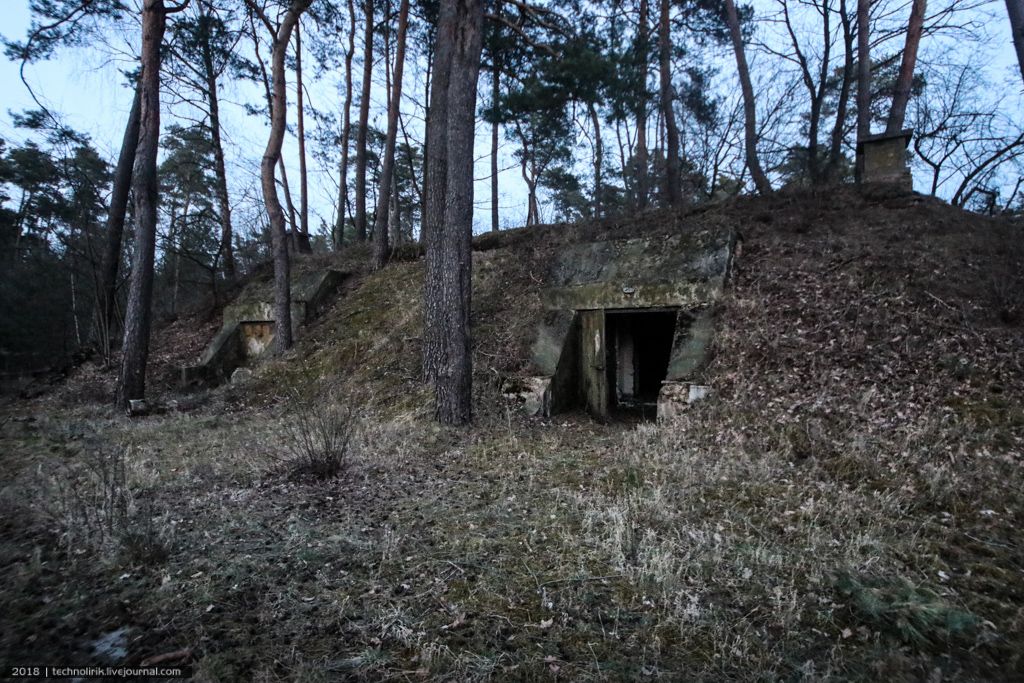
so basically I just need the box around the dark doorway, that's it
[605,309,677,418]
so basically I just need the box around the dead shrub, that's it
[31,445,172,564]
[278,395,358,481]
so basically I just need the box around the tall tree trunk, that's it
[278,156,299,243]
[724,0,772,194]
[635,0,649,209]
[334,0,357,249]
[117,0,167,412]
[856,0,871,143]
[825,0,855,181]
[94,76,142,362]
[373,0,410,270]
[170,202,180,316]
[782,0,830,183]
[199,2,236,281]
[422,15,453,382]
[885,0,925,134]
[355,0,374,242]
[390,181,402,245]
[295,17,311,251]
[248,15,300,240]
[658,0,681,205]
[1007,0,1024,87]
[258,0,312,353]
[490,65,500,232]
[423,0,484,425]
[588,102,603,216]
[615,119,628,193]
[809,1,831,183]
[421,45,433,243]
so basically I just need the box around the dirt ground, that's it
[1,188,1023,681]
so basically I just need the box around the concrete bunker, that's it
[181,268,349,386]
[517,224,737,421]
[606,308,677,417]
[857,129,913,190]
[548,306,714,421]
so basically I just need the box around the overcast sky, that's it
[0,2,527,237]
[1,0,1021,238]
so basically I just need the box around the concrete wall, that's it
[182,269,350,387]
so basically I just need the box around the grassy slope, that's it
[1,189,1022,681]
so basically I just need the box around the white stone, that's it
[687,384,711,403]
[231,367,254,385]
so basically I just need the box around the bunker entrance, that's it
[578,308,678,421]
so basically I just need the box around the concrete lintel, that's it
[856,128,913,151]
[542,280,725,312]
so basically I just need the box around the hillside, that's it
[1,188,1023,680]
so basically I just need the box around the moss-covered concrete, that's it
[181,269,350,387]
[666,306,715,381]
[526,224,735,418]
[857,130,913,190]
[223,270,349,333]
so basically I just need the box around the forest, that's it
[1,0,1024,678]
[1,0,1023,423]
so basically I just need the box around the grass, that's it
[1,188,1023,680]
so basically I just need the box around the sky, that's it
[0,1,530,239]
[1,0,1022,242]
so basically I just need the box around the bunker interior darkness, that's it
[605,308,678,418]
[523,225,738,421]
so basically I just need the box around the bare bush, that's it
[31,445,171,564]
[279,394,358,481]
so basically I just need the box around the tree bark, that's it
[354,0,374,242]
[885,0,925,134]
[658,0,681,205]
[856,0,871,142]
[588,101,603,215]
[635,0,649,209]
[334,0,357,249]
[198,1,236,281]
[295,17,311,251]
[373,0,410,270]
[490,65,500,232]
[390,180,402,245]
[855,0,871,181]
[724,0,772,194]
[422,9,453,383]
[423,0,484,425]
[1007,0,1024,87]
[247,16,301,242]
[117,0,167,411]
[94,76,142,361]
[825,0,855,181]
[258,0,312,354]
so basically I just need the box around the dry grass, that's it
[1,188,1022,680]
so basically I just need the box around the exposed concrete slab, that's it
[541,230,736,311]
[181,269,350,387]
[857,129,913,191]
[666,307,715,381]
[524,224,736,419]
[656,382,712,422]
[224,269,348,337]
[531,310,576,376]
